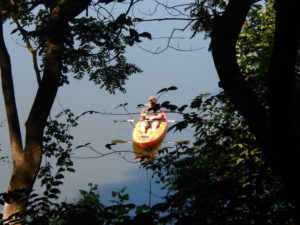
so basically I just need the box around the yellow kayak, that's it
[132,113,168,149]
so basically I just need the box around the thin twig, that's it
[153,0,190,17]
[135,19,201,54]
[9,0,41,85]
[134,17,195,22]
[13,19,41,85]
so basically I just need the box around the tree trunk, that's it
[1,11,28,225]
[1,32,62,225]
[1,1,92,223]
[268,0,300,218]
[211,0,270,140]
[211,0,300,221]
[2,144,42,224]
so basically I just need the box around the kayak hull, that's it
[132,141,162,161]
[132,116,168,149]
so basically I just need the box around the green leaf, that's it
[156,88,167,94]
[139,32,152,40]
[167,86,178,91]
[50,188,61,194]
[112,191,117,197]
[120,193,129,202]
[135,204,150,214]
[55,174,64,180]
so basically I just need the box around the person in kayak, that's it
[140,96,165,134]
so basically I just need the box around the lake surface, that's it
[0,19,220,206]
[53,38,220,205]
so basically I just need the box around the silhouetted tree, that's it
[189,0,300,218]
[0,0,146,223]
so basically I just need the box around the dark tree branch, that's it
[136,42,203,54]
[132,1,198,54]
[153,0,190,17]
[136,20,201,54]
[134,17,195,22]
[211,0,270,145]
[72,145,139,164]
[0,12,23,153]
[111,0,139,45]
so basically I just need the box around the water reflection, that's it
[132,140,162,161]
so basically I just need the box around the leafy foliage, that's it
[0,183,153,225]
[48,184,137,225]
[133,2,296,223]
[0,108,148,225]
[189,0,227,39]
[141,93,296,225]
[63,15,143,93]
[0,109,76,224]
[39,109,79,200]
[236,0,275,104]
[2,0,146,93]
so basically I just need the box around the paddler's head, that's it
[149,96,156,106]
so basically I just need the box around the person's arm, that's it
[140,113,147,120]
[140,106,148,120]
[149,111,164,121]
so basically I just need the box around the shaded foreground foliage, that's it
[142,93,296,225]
[1,93,297,225]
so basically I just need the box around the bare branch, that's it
[153,0,190,17]
[129,1,201,54]
[136,42,204,54]
[90,4,115,21]
[135,0,191,18]
[134,17,195,22]
[72,144,161,164]
[135,20,203,54]
[13,19,42,85]
[72,145,139,163]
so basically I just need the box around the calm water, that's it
[0,20,220,206]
